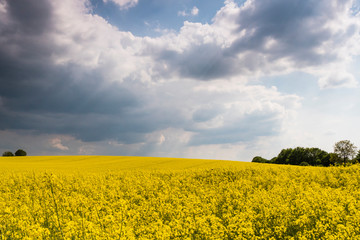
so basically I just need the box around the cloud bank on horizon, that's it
[0,0,359,160]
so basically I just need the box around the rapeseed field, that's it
[1,156,360,239]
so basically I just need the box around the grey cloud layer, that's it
[1,0,356,154]
[154,43,237,80]
[6,0,53,35]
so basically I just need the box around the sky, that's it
[0,0,360,161]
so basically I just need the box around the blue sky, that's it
[0,0,360,161]
[89,0,231,36]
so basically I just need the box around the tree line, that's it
[252,140,359,167]
[2,149,27,157]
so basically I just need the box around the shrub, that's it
[2,151,14,157]
[15,149,27,156]
[252,156,270,163]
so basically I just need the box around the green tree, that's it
[2,151,14,157]
[274,148,293,164]
[354,150,360,164]
[308,147,331,166]
[272,147,330,166]
[252,156,270,163]
[334,140,357,166]
[288,147,306,165]
[15,149,27,156]
[329,153,341,166]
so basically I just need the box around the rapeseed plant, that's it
[0,156,360,239]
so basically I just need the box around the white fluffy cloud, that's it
[318,68,358,89]
[191,6,199,16]
[178,6,199,17]
[154,0,360,87]
[47,0,360,88]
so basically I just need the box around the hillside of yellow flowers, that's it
[1,156,360,239]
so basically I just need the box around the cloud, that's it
[178,6,199,17]
[178,10,187,17]
[0,0,358,159]
[191,6,199,16]
[152,0,360,86]
[103,0,138,10]
[318,68,358,89]
[185,83,300,145]
[50,138,69,151]
[227,0,360,82]
[0,0,153,144]
[230,0,334,54]
[4,0,53,35]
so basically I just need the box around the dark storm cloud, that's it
[0,34,139,116]
[0,74,182,143]
[0,66,138,115]
[0,50,183,143]
[227,0,339,65]
[0,0,183,144]
[0,0,301,150]
[0,0,57,67]
[5,0,53,34]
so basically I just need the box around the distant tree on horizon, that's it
[329,153,342,166]
[270,147,330,166]
[252,156,270,163]
[354,150,360,163]
[253,140,359,167]
[2,151,14,157]
[253,147,331,167]
[15,149,27,156]
[334,140,357,166]
[2,149,27,157]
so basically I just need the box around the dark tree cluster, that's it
[273,147,331,166]
[253,140,359,167]
[253,147,331,166]
[2,149,27,157]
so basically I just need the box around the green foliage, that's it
[275,148,292,164]
[270,157,277,163]
[334,140,357,166]
[330,153,342,166]
[272,147,330,166]
[252,156,270,163]
[15,149,27,156]
[2,149,27,157]
[257,140,360,167]
[354,151,360,163]
[2,151,14,157]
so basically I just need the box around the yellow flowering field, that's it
[1,156,360,239]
